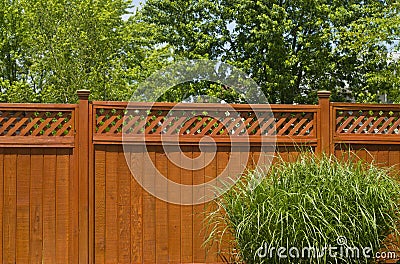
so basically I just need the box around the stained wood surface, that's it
[0,148,75,263]
[92,145,321,263]
[1,99,400,263]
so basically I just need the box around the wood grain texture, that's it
[193,148,206,263]
[117,149,131,263]
[0,148,3,264]
[204,148,218,263]
[88,103,95,264]
[94,146,106,264]
[43,149,57,263]
[142,148,156,263]
[180,146,193,263]
[70,146,79,264]
[3,149,17,263]
[16,148,31,262]
[216,147,230,262]
[78,96,90,264]
[167,151,181,263]
[16,148,30,263]
[105,145,118,263]
[155,149,169,263]
[130,147,143,263]
[56,148,70,263]
[388,145,400,172]
[30,148,43,263]
[0,148,76,264]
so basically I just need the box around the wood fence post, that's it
[77,90,90,264]
[317,90,331,155]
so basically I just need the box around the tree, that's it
[140,0,400,104]
[0,0,36,102]
[0,0,172,103]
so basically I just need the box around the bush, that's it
[207,153,400,264]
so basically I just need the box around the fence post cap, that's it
[77,90,91,100]
[317,90,331,98]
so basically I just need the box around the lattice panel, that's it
[336,109,400,134]
[0,110,74,136]
[95,107,315,137]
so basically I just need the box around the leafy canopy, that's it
[0,0,171,102]
[140,0,400,103]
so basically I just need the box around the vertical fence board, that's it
[193,149,206,263]
[77,90,90,264]
[105,145,118,263]
[16,149,30,263]
[389,146,400,171]
[70,146,79,264]
[3,150,17,263]
[204,149,218,263]
[130,147,143,263]
[378,145,389,167]
[88,103,95,264]
[251,149,261,170]
[365,146,375,165]
[95,146,106,264]
[288,147,300,162]
[334,146,345,162]
[143,148,156,263]
[5,97,400,263]
[155,150,169,263]
[278,146,289,162]
[181,146,193,263]
[222,147,242,262]
[0,148,3,264]
[318,91,331,154]
[216,146,230,261]
[43,149,57,263]
[30,148,43,263]
[355,146,367,163]
[229,147,241,181]
[167,151,181,262]
[241,147,252,170]
[56,149,70,263]
[240,148,250,177]
[247,147,256,170]
[118,149,131,263]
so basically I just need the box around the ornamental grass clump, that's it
[207,153,400,264]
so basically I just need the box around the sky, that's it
[122,0,145,20]
[131,0,145,9]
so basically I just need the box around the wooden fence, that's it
[0,90,399,263]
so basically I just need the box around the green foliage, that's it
[207,153,400,263]
[0,0,172,103]
[140,0,400,104]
